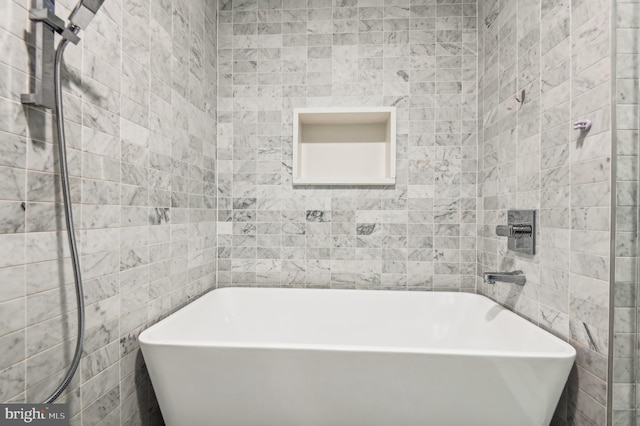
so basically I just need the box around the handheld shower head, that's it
[69,0,105,30]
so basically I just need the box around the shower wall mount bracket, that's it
[30,8,81,44]
[22,0,80,110]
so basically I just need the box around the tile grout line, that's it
[22,0,29,404]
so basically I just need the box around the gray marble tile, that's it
[0,361,25,402]
[26,312,76,358]
[0,0,629,423]
[0,6,216,413]
[0,132,27,169]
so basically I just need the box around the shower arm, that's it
[29,7,80,44]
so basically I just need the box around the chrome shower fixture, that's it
[69,0,106,30]
[22,0,106,404]
[22,0,105,109]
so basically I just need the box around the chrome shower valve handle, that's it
[496,224,532,238]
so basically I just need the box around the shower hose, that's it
[42,28,85,404]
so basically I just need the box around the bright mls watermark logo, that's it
[0,404,68,426]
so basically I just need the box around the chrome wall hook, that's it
[573,119,592,132]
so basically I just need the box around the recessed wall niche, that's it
[293,107,396,186]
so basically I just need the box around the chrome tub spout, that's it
[483,270,526,285]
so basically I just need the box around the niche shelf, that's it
[293,107,396,186]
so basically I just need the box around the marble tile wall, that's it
[216,0,478,291]
[613,1,640,424]
[477,0,612,423]
[0,0,627,423]
[0,0,217,424]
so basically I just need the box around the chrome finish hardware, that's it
[496,224,532,237]
[30,8,65,32]
[484,270,526,285]
[22,0,58,109]
[495,210,536,255]
[22,0,89,110]
[69,0,106,30]
[29,8,81,44]
[573,119,592,132]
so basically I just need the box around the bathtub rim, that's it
[139,287,577,360]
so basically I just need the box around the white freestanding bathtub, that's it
[139,288,575,426]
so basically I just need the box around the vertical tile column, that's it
[478,0,612,423]
[613,1,640,424]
